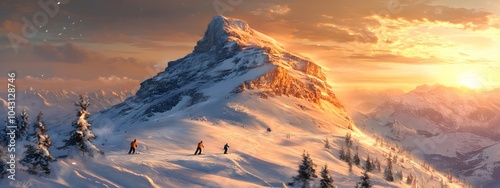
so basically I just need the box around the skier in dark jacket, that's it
[128,139,137,154]
[223,143,229,154]
[194,141,204,155]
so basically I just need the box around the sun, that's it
[459,72,483,89]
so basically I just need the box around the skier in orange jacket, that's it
[128,139,138,154]
[194,141,204,155]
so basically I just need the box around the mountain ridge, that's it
[107,15,347,123]
[353,84,500,186]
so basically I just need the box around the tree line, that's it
[0,94,103,177]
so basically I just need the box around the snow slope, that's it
[5,94,466,188]
[1,16,466,188]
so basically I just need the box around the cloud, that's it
[130,42,194,51]
[0,0,498,92]
[251,5,290,18]
[0,20,23,34]
[32,43,93,63]
[9,76,141,92]
[390,4,493,30]
[98,75,137,83]
[0,0,496,46]
[0,43,162,82]
[228,0,495,44]
[347,53,439,64]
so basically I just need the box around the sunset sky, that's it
[1,0,499,92]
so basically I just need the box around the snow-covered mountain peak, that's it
[104,16,347,125]
[194,15,284,54]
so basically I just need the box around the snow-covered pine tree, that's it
[319,164,335,188]
[339,144,345,161]
[365,155,373,172]
[324,138,330,149]
[348,158,353,172]
[59,94,104,157]
[353,147,360,166]
[384,156,394,181]
[345,146,351,163]
[345,132,352,147]
[373,157,381,172]
[346,147,353,172]
[30,111,43,140]
[356,170,372,188]
[20,112,55,175]
[17,109,29,140]
[289,151,318,188]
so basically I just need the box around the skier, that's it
[194,141,204,155]
[223,143,229,154]
[128,139,138,154]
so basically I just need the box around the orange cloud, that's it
[0,20,23,34]
[33,43,94,63]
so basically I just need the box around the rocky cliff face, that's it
[236,65,342,108]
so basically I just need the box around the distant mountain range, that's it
[354,84,500,186]
[0,88,134,126]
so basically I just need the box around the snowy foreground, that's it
[4,94,464,188]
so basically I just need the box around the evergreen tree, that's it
[356,170,372,188]
[290,151,318,188]
[345,146,352,163]
[365,155,373,172]
[29,111,43,141]
[59,94,104,157]
[346,147,352,172]
[384,157,394,181]
[348,159,353,172]
[324,138,331,149]
[374,157,381,172]
[319,164,335,188]
[345,132,352,147]
[353,147,360,166]
[17,109,29,140]
[20,112,55,175]
[339,144,345,161]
